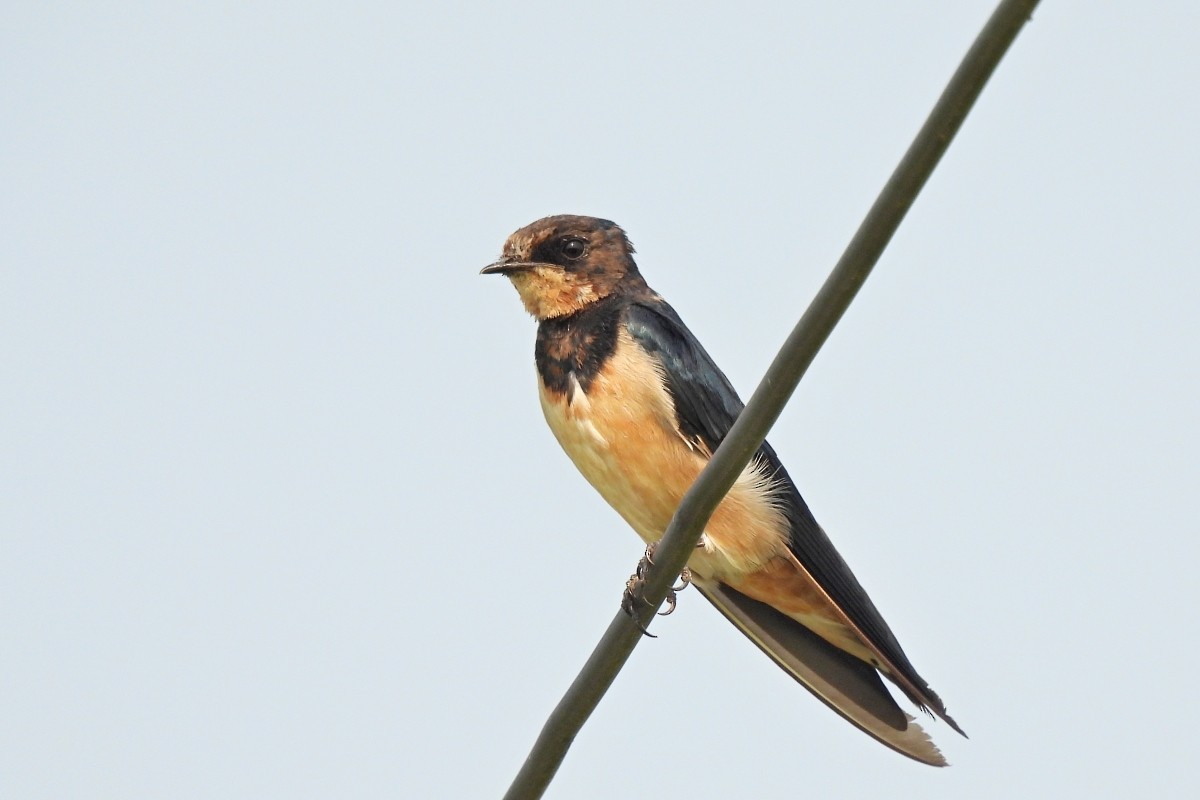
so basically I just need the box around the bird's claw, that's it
[672,567,693,594]
[658,568,693,617]
[659,588,677,617]
[621,547,693,635]
[622,573,657,638]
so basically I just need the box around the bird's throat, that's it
[508,267,603,320]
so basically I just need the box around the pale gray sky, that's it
[3,2,1198,798]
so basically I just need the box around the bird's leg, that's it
[621,542,695,636]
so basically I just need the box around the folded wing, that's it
[624,299,963,752]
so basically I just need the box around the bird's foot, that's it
[620,543,693,637]
[622,542,659,637]
[621,572,657,638]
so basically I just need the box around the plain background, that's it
[4,2,1198,798]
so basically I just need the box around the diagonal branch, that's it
[503,1,1041,797]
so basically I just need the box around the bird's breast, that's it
[537,328,789,581]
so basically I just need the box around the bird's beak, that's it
[480,260,540,276]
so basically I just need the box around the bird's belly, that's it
[537,349,788,582]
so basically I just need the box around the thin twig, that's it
[503,1,1040,797]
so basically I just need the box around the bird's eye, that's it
[559,237,587,261]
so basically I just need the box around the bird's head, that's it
[481,215,642,320]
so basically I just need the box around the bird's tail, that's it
[697,583,948,767]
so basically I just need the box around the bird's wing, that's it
[624,299,962,735]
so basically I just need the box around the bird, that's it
[481,214,964,766]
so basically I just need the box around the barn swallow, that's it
[482,215,964,766]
